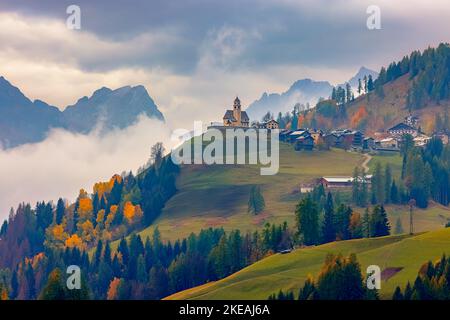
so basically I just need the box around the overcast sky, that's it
[0,0,449,220]
[0,0,449,125]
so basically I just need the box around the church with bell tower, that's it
[222,97,250,127]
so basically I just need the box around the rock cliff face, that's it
[0,77,164,148]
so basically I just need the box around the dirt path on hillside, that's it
[361,153,372,173]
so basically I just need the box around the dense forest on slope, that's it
[0,151,179,270]
[348,136,450,208]
[291,43,450,135]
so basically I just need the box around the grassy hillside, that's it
[135,148,449,242]
[135,145,363,242]
[167,228,450,300]
[369,152,403,179]
[102,146,450,257]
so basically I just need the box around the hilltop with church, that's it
[217,96,279,130]
[222,97,250,127]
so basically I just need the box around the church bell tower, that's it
[233,96,241,126]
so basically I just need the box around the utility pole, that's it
[409,199,416,235]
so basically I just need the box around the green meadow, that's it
[135,145,363,242]
[167,228,450,300]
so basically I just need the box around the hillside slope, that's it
[134,145,364,242]
[343,74,449,135]
[167,228,450,300]
[303,44,450,135]
[304,73,450,135]
[125,148,450,245]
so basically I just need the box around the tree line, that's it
[295,187,390,246]
[393,254,450,300]
[0,145,179,271]
[373,43,450,110]
[268,253,378,300]
[0,222,293,300]
[350,136,450,209]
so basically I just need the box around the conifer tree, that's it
[322,192,335,243]
[370,205,390,237]
[38,268,66,300]
[390,180,399,204]
[248,185,265,215]
[384,164,392,204]
[55,198,65,225]
[295,196,319,245]
[362,208,371,238]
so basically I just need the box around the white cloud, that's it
[0,116,175,222]
[198,26,261,69]
[0,12,181,71]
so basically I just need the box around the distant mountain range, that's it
[245,66,378,121]
[0,77,164,148]
[337,66,379,91]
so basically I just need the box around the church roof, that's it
[223,110,236,121]
[241,111,249,121]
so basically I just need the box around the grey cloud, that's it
[1,0,449,75]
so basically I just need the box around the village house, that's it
[255,119,280,129]
[319,175,372,188]
[223,97,250,127]
[413,134,432,147]
[288,129,309,143]
[376,137,399,150]
[324,129,364,149]
[363,137,375,150]
[319,176,352,188]
[352,131,364,148]
[309,129,324,144]
[387,123,418,137]
[279,129,293,142]
[323,133,339,147]
[295,134,315,151]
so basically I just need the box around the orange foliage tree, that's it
[65,234,84,250]
[107,277,121,300]
[350,106,368,128]
[93,174,123,199]
[77,198,93,221]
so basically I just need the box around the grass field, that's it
[135,145,364,242]
[105,146,450,257]
[382,203,450,233]
[133,147,449,242]
[166,228,450,300]
[369,152,403,180]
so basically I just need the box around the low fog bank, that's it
[0,116,175,222]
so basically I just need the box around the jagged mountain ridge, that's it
[245,67,378,121]
[0,77,164,148]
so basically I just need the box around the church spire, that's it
[233,96,241,110]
